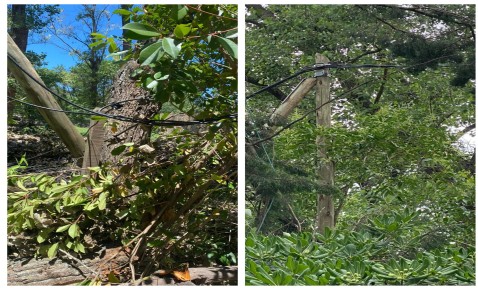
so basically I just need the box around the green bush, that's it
[246,228,475,285]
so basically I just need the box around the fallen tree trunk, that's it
[8,248,237,285]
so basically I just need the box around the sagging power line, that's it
[245,53,464,100]
[7,53,237,127]
[246,53,464,146]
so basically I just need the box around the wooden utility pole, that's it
[7,34,85,158]
[315,53,335,233]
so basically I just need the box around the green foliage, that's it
[8,162,113,257]
[8,125,237,263]
[7,4,60,32]
[8,5,237,283]
[246,4,475,284]
[246,228,475,285]
[97,4,238,120]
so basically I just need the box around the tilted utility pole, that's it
[315,53,335,233]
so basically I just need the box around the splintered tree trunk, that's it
[99,60,159,165]
[315,53,335,234]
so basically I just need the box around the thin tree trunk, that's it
[8,5,29,122]
[121,4,132,51]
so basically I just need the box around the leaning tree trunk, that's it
[7,34,85,158]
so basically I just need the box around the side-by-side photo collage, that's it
[4,3,476,286]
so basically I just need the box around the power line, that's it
[245,53,464,100]
[8,96,100,116]
[7,53,237,126]
[246,53,465,145]
[245,63,401,100]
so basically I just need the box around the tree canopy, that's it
[246,4,475,285]
[8,5,237,285]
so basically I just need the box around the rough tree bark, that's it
[99,60,159,165]
[8,5,28,123]
[7,249,237,286]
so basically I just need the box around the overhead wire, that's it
[7,53,237,127]
[245,63,401,100]
[246,53,466,146]
[245,53,464,100]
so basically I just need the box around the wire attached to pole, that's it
[246,63,402,100]
[7,53,237,126]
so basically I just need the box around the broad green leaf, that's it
[68,223,81,239]
[113,8,132,16]
[106,50,129,60]
[108,271,121,283]
[174,24,192,38]
[170,5,188,21]
[76,242,86,253]
[37,228,51,243]
[216,36,237,59]
[107,37,118,53]
[154,72,169,81]
[49,184,71,195]
[91,115,107,121]
[56,224,71,233]
[246,237,255,247]
[111,145,127,156]
[162,38,181,59]
[98,192,108,210]
[16,180,28,192]
[89,40,106,49]
[304,275,321,285]
[90,32,106,39]
[48,242,59,259]
[139,42,164,65]
[122,23,160,37]
[147,80,158,90]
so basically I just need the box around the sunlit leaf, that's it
[122,22,160,37]
[162,38,181,59]
[174,24,192,38]
[56,224,71,233]
[113,8,132,16]
[139,42,164,65]
[48,242,59,259]
[68,223,81,239]
[216,36,237,59]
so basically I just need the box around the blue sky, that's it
[28,4,124,70]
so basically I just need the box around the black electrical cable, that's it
[7,53,237,126]
[8,96,102,116]
[245,63,402,100]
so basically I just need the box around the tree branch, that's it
[349,48,383,63]
[246,75,287,101]
[373,68,388,104]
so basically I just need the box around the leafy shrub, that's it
[246,228,475,285]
